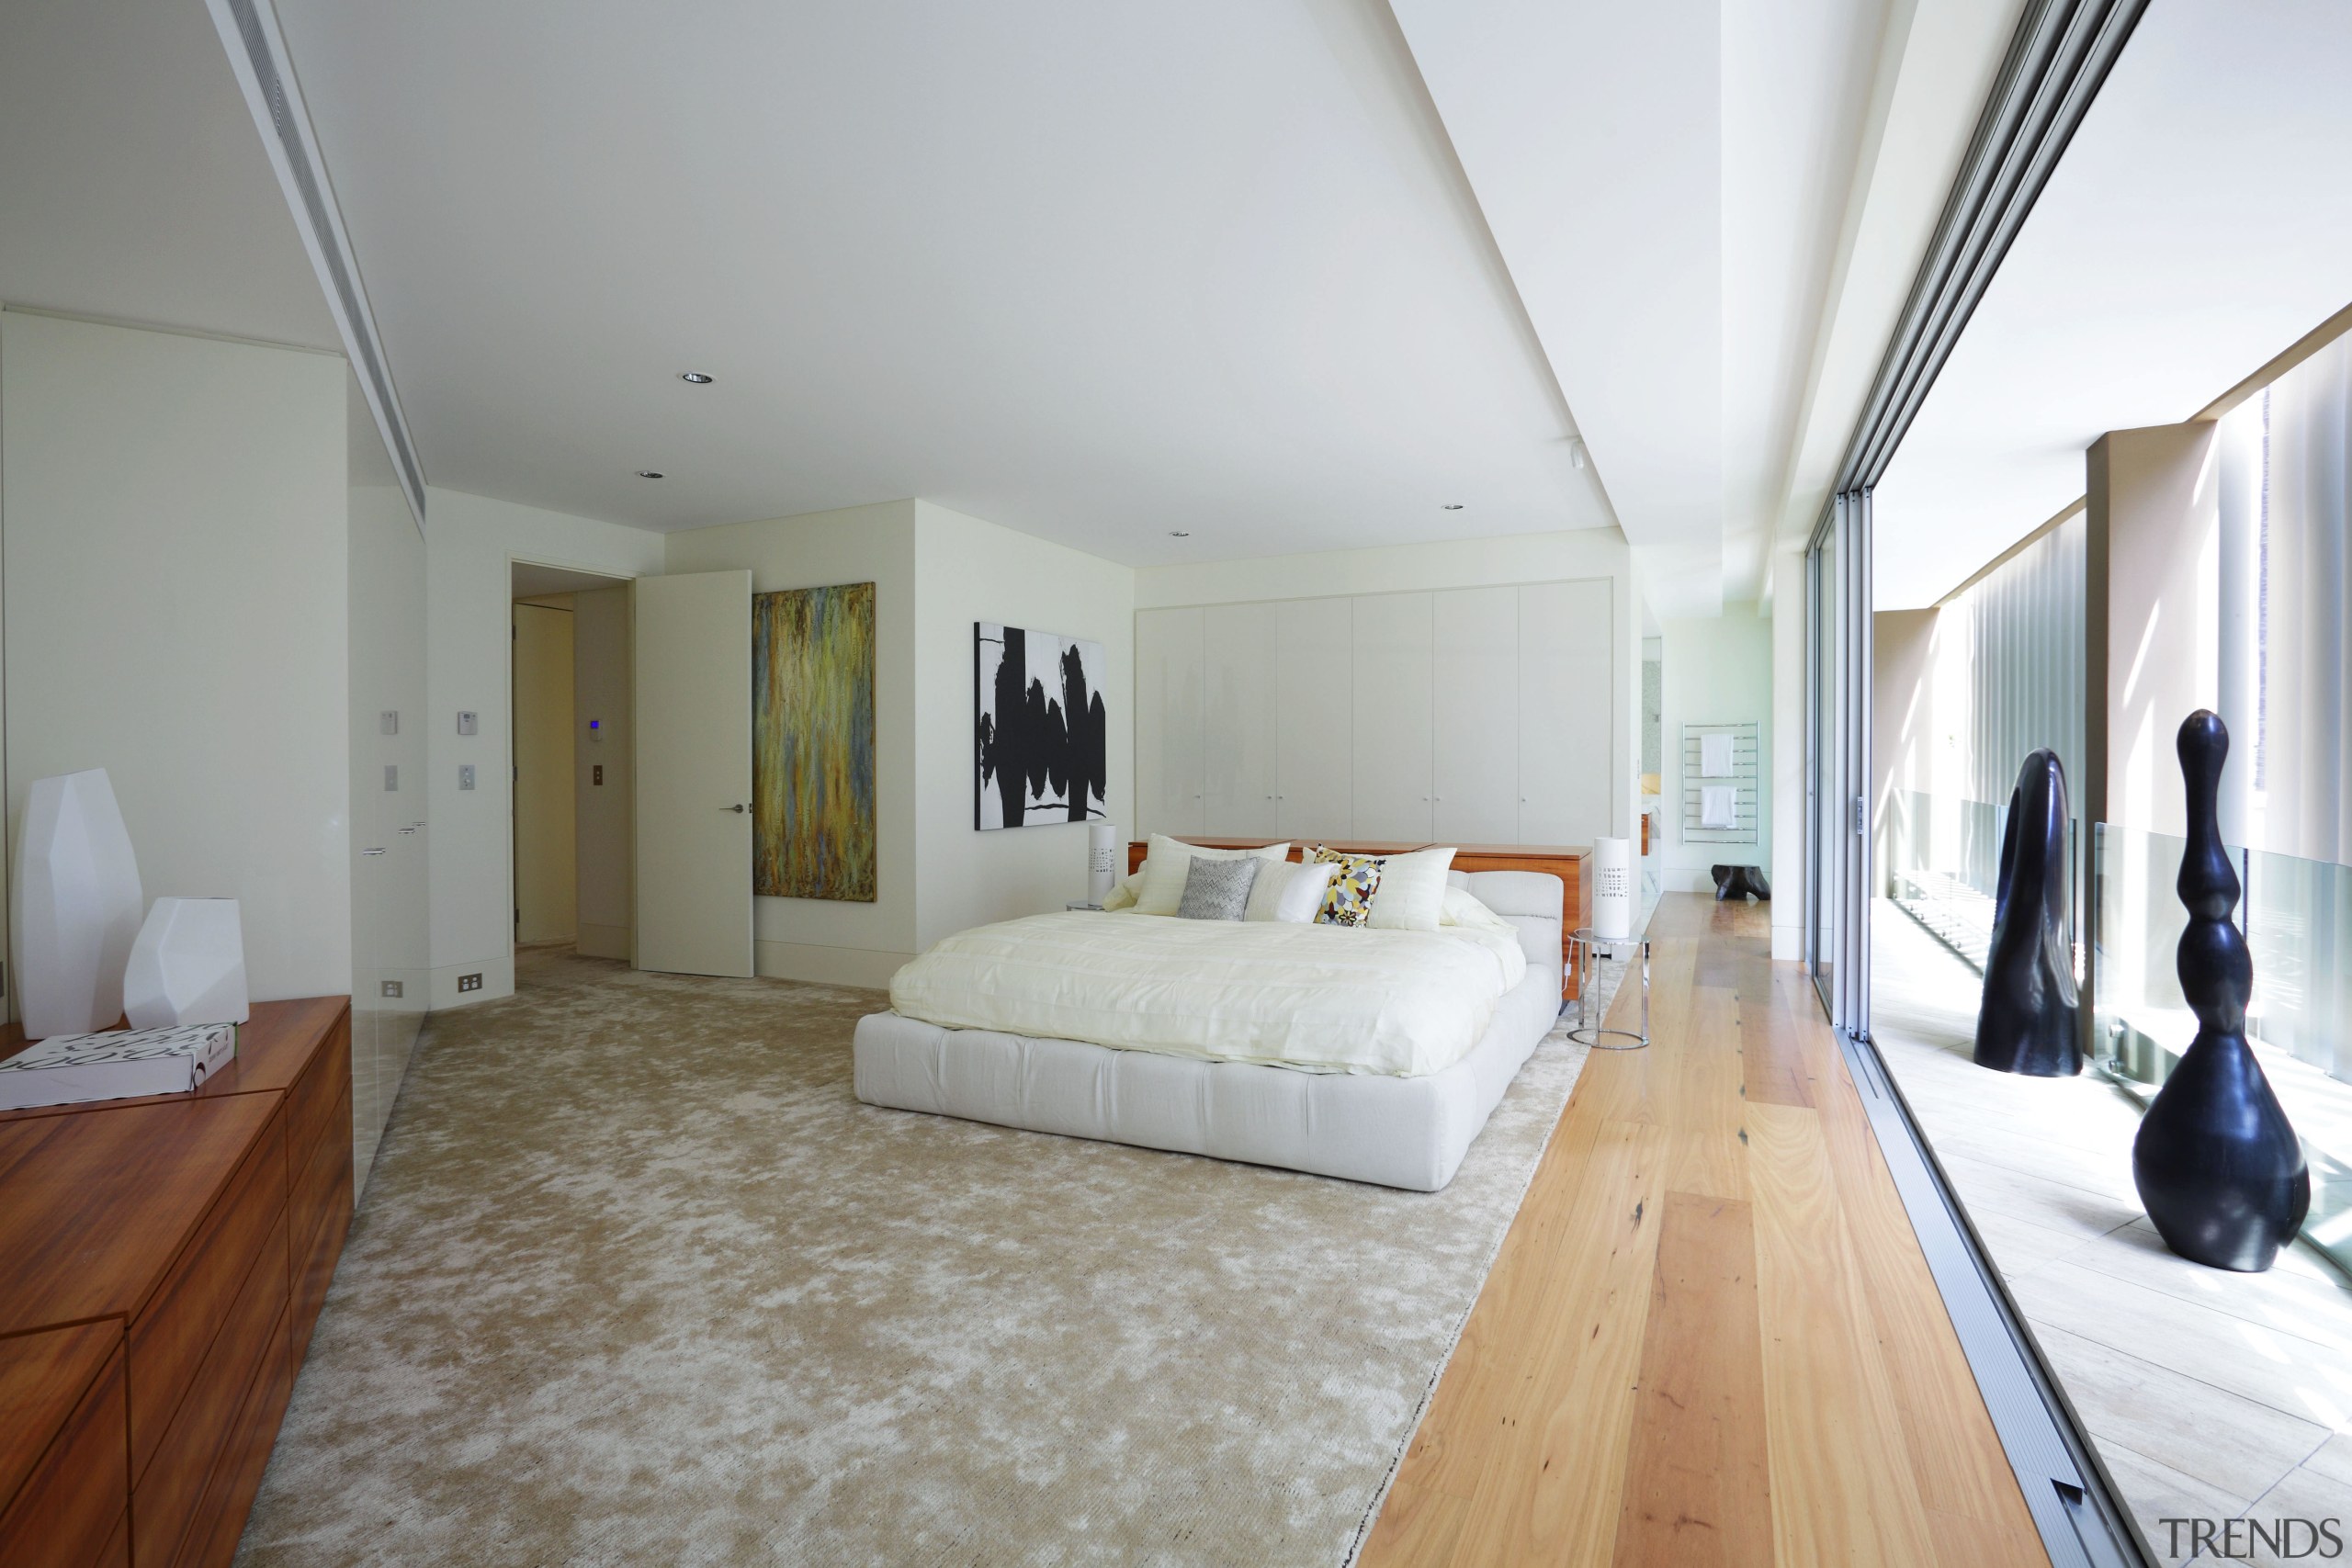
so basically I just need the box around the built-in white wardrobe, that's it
[1136,581,1615,845]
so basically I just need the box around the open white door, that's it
[634,570,754,976]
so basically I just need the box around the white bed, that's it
[853,869,1566,1190]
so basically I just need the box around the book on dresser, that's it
[0,1022,238,1110]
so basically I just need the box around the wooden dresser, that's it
[0,998,352,1568]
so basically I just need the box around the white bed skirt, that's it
[853,964,1563,1192]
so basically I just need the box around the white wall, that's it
[1,310,354,1001]
[662,502,919,985]
[912,502,1134,951]
[1136,528,1642,845]
[1658,604,1775,893]
[571,585,633,959]
[424,487,664,1007]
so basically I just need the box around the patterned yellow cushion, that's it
[1310,846,1384,927]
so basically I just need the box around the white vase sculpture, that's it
[1088,823,1120,906]
[13,769,145,1038]
[124,897,250,1030]
[1590,835,1633,940]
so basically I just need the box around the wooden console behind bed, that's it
[1125,838,1594,1001]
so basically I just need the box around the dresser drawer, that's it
[0,1332,125,1568]
[283,1012,350,1172]
[129,1109,288,1479]
[175,1302,294,1568]
[288,1081,352,1269]
[290,1145,354,1370]
[133,1209,288,1568]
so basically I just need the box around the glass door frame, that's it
[1804,490,1873,1036]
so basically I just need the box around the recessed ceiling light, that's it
[679,371,714,385]
[1169,530,1191,537]
[636,469,665,479]
[1442,503,1464,511]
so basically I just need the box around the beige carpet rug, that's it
[236,949,1589,1567]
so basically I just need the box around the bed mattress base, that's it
[852,965,1562,1192]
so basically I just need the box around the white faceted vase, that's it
[13,769,144,1038]
[124,897,250,1030]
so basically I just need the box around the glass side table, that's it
[1567,928,1650,1050]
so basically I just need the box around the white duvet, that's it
[886,911,1528,1077]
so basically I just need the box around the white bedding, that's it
[886,910,1529,1077]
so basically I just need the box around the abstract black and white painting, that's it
[975,623,1108,829]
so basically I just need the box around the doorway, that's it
[511,561,636,977]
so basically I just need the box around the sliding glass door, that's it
[1805,493,1871,1032]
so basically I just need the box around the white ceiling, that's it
[0,0,336,350]
[1873,0,2352,609]
[259,0,2011,604]
[2,0,2051,613]
[268,0,1618,560]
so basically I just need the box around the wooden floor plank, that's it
[1442,1119,1670,1565]
[1738,957,1814,1109]
[1806,1024,2049,1552]
[1359,896,2050,1568]
[1611,1191,1773,1568]
[1746,1099,1941,1568]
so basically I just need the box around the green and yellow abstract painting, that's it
[753,581,876,901]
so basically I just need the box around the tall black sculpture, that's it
[2131,711,2310,1272]
[1973,749,2081,1075]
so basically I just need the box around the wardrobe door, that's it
[1432,587,1521,843]
[1136,607,1205,835]
[1274,597,1352,840]
[1350,592,1434,841]
[1518,580,1614,846]
[1203,603,1279,836]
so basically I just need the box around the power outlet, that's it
[458,764,476,791]
[380,979,404,998]
[457,972,483,993]
[593,764,604,785]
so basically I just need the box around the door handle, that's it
[361,847,387,856]
[725,804,749,813]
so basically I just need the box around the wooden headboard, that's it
[1123,838,1594,1000]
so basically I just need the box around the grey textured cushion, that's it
[1176,856,1261,920]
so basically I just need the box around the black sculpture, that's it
[1710,864,1770,901]
[2132,711,2310,1272]
[1973,750,2082,1075]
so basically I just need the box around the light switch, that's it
[458,764,476,791]
[587,716,604,742]
[380,710,399,736]
[457,711,479,736]
[384,764,399,791]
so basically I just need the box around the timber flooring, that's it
[1358,894,2049,1568]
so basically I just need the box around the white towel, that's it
[1700,732,1735,777]
[1701,784,1737,829]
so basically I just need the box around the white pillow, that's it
[1244,859,1339,922]
[1366,846,1455,931]
[1134,835,1290,917]
[1439,885,1511,931]
[1102,871,1141,911]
